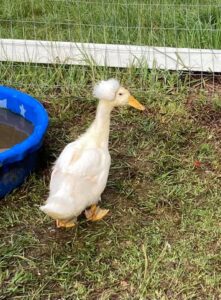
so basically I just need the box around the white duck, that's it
[40,79,145,228]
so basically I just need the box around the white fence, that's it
[1,39,221,72]
[0,1,221,90]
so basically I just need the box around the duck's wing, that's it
[44,143,110,219]
[54,142,82,173]
[50,142,109,194]
[55,142,105,175]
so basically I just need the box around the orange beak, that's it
[128,96,145,111]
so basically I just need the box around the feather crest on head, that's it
[93,79,120,101]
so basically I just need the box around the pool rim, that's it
[0,86,49,165]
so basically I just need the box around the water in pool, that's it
[0,108,33,153]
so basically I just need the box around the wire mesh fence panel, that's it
[0,0,221,94]
[1,0,221,47]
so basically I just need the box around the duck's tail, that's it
[40,196,69,220]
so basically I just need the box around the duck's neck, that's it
[88,100,113,148]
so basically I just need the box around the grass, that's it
[1,0,221,49]
[0,63,221,299]
[1,0,221,299]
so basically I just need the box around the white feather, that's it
[41,78,123,223]
[93,78,120,101]
[41,139,111,220]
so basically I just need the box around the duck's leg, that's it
[56,219,76,228]
[85,204,109,221]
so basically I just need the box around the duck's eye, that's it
[119,93,123,96]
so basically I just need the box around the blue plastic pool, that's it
[0,86,48,198]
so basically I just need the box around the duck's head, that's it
[93,79,145,111]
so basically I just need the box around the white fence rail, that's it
[1,39,221,72]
